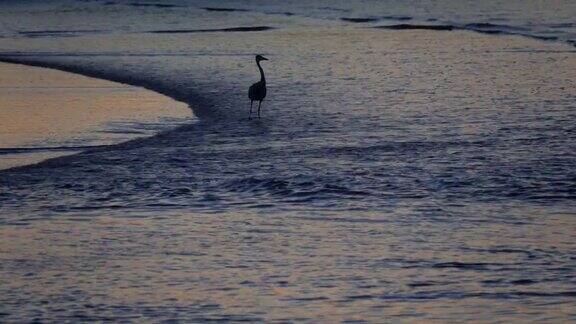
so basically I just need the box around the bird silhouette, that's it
[248,55,268,119]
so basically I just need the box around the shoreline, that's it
[0,62,193,170]
[0,57,220,120]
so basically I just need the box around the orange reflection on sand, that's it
[0,62,191,169]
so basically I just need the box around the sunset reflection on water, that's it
[1,205,574,321]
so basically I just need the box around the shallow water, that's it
[0,1,575,322]
[1,207,574,322]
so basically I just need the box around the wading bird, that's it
[248,55,268,119]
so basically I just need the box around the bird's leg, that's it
[249,100,253,119]
[258,101,262,118]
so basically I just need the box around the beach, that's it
[0,62,191,170]
[0,1,575,322]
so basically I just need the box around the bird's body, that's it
[248,55,268,119]
[248,80,266,102]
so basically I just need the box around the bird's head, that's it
[255,55,268,62]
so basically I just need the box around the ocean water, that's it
[0,1,575,322]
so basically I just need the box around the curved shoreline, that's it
[0,57,218,120]
[0,61,192,171]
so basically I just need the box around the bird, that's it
[248,54,268,119]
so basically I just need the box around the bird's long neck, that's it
[257,60,266,84]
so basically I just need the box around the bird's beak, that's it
[262,56,269,61]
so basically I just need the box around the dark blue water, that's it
[0,0,575,321]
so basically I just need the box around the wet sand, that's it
[0,62,192,170]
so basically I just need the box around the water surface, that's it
[0,1,575,322]
[0,62,191,170]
